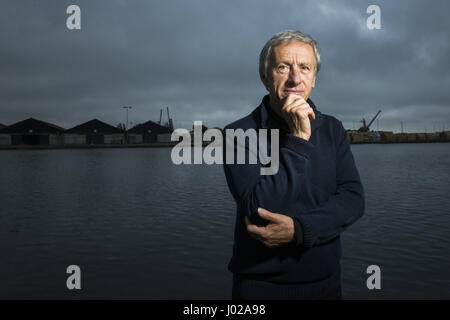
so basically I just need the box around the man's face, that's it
[262,41,317,111]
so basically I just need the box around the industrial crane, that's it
[166,107,174,132]
[158,109,163,125]
[358,110,382,132]
[157,107,174,132]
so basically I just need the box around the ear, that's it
[311,73,316,88]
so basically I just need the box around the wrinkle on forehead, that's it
[271,41,316,67]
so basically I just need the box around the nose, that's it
[287,66,302,86]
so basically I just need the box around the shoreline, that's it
[0,143,178,150]
[0,140,448,150]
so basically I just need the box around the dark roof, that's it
[65,119,124,134]
[0,123,5,129]
[0,118,65,134]
[128,120,172,134]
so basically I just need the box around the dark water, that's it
[1,144,449,299]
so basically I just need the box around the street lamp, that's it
[123,106,132,143]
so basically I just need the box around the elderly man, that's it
[223,30,365,300]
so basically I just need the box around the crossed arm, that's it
[245,207,296,248]
[223,123,365,249]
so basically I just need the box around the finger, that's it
[262,240,278,249]
[284,95,305,108]
[258,207,281,223]
[288,100,309,111]
[303,107,315,120]
[298,103,315,120]
[248,228,267,244]
[292,105,315,121]
[251,233,266,243]
[282,95,305,113]
[284,99,308,115]
[286,94,306,104]
[284,94,302,106]
[246,222,264,237]
[247,231,261,241]
[245,216,258,235]
[291,102,312,110]
[287,103,309,116]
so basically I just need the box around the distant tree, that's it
[117,123,126,131]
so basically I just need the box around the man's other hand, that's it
[245,208,295,248]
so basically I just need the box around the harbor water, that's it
[1,143,449,299]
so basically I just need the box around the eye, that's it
[277,65,289,73]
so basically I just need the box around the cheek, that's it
[305,77,315,88]
[269,73,289,92]
[273,77,286,89]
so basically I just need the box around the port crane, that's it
[358,110,382,132]
[157,107,174,132]
[158,109,163,125]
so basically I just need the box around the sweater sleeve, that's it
[291,217,304,246]
[223,129,316,227]
[293,122,365,248]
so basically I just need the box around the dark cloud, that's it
[0,0,449,132]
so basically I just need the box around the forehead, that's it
[271,41,315,64]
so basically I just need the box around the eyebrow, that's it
[276,61,312,67]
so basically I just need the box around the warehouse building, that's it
[379,131,396,143]
[128,120,172,144]
[64,119,124,145]
[0,118,65,145]
[425,133,438,142]
[440,131,450,142]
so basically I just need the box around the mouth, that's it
[284,90,304,96]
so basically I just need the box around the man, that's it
[223,30,365,299]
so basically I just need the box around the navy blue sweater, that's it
[223,95,365,284]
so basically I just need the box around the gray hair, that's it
[259,30,321,80]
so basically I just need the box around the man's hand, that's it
[245,208,295,248]
[281,94,315,141]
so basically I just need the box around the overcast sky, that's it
[1,0,449,132]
